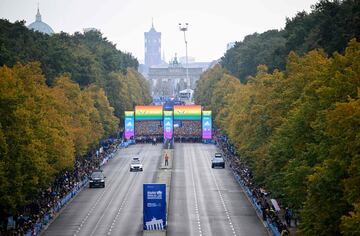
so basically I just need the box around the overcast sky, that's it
[0,0,319,63]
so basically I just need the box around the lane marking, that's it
[106,172,138,235]
[201,144,238,236]
[106,144,160,235]
[91,172,139,236]
[188,146,203,236]
[73,145,146,236]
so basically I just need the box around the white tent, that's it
[179,88,194,102]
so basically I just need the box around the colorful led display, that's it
[202,110,212,139]
[124,111,134,140]
[163,111,173,140]
[173,105,202,120]
[135,105,163,120]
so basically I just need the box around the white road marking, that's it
[203,145,238,236]
[106,173,137,235]
[188,147,203,236]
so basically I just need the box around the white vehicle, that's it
[130,157,143,172]
[212,153,225,168]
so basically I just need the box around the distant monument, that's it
[139,20,213,98]
[149,54,202,97]
[28,5,54,35]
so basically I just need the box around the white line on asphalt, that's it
[90,172,139,236]
[106,172,138,235]
[189,147,203,236]
[202,144,238,236]
[72,148,134,236]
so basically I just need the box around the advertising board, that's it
[135,106,163,120]
[124,111,134,140]
[173,105,201,120]
[163,111,173,140]
[143,184,166,230]
[202,110,212,139]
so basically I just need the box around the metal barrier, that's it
[25,149,121,235]
[233,172,281,236]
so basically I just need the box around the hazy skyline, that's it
[0,0,319,63]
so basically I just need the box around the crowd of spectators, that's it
[174,120,202,142]
[135,121,163,136]
[134,121,163,143]
[213,129,295,236]
[1,139,121,236]
[133,120,203,143]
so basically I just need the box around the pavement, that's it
[40,143,268,236]
[167,143,268,236]
[41,144,162,236]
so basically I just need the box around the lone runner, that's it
[164,153,169,166]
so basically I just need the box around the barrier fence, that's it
[215,139,283,236]
[20,140,135,236]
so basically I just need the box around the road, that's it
[42,143,267,236]
[42,144,162,236]
[168,143,268,236]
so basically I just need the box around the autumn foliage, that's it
[195,39,360,235]
[0,62,121,214]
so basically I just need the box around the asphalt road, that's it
[42,143,267,236]
[167,143,268,236]
[42,144,162,236]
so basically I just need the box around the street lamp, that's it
[179,23,189,89]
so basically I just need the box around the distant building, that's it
[144,22,162,72]
[28,6,54,35]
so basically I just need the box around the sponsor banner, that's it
[135,105,163,120]
[173,105,202,120]
[143,184,166,230]
[124,111,134,140]
[163,111,173,140]
[202,110,212,139]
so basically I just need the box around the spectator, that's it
[285,207,292,227]
[1,139,121,235]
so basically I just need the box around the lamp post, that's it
[179,23,189,89]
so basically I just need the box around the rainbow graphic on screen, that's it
[124,111,134,140]
[135,106,163,120]
[163,111,173,140]
[202,111,212,139]
[173,105,202,120]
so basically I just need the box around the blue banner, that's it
[124,111,134,140]
[143,184,166,230]
[202,111,212,139]
[163,111,173,140]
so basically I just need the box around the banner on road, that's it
[124,111,134,140]
[143,184,166,230]
[163,111,173,140]
[202,110,212,139]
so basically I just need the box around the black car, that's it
[89,171,106,188]
[212,153,225,168]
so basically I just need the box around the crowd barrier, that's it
[214,138,282,236]
[23,177,89,236]
[24,148,120,236]
[202,139,216,144]
[233,171,281,236]
[118,139,135,148]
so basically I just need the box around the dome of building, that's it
[28,7,54,35]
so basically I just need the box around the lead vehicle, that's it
[211,153,225,168]
[130,157,143,172]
